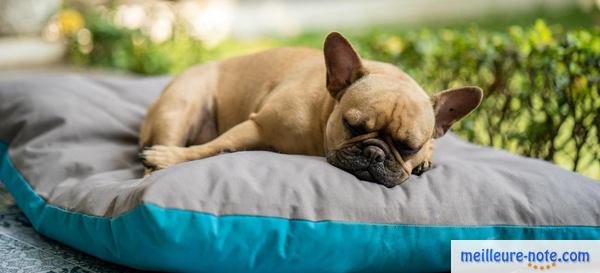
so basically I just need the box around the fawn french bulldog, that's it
[139,32,482,187]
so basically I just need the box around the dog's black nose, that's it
[363,146,385,163]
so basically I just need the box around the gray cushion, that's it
[0,74,598,272]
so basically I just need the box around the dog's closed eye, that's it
[395,141,419,157]
[342,117,366,136]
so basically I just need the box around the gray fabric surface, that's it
[0,74,598,226]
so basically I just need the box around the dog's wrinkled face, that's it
[325,76,437,187]
[322,32,482,187]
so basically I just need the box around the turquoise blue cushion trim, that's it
[1,141,599,272]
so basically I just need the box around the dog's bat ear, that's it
[323,32,365,99]
[431,86,483,138]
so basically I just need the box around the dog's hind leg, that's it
[139,64,219,174]
[140,120,264,171]
[139,102,202,175]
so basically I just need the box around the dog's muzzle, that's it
[326,132,412,187]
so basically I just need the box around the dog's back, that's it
[139,47,324,150]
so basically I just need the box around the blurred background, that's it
[0,0,598,179]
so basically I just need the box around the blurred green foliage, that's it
[360,21,599,179]
[65,8,599,179]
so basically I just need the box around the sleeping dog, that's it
[139,32,482,187]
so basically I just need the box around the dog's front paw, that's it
[411,161,432,176]
[139,145,188,171]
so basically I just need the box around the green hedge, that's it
[358,21,599,178]
[66,15,599,179]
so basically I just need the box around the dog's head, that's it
[323,32,482,187]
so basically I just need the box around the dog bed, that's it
[0,74,598,273]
